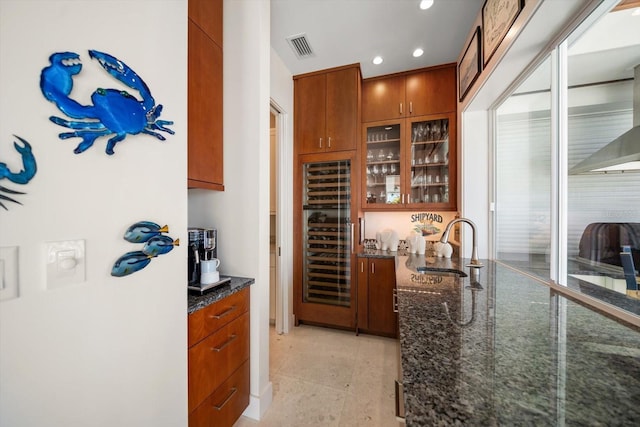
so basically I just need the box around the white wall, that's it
[187,0,273,420]
[0,1,188,426]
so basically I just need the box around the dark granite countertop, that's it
[393,254,640,426]
[187,276,254,314]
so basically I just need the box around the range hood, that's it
[570,64,640,174]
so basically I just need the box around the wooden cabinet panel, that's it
[188,21,224,190]
[294,65,360,155]
[188,287,249,347]
[188,0,224,191]
[189,361,250,427]
[367,258,397,336]
[188,312,250,412]
[295,73,326,154]
[357,258,369,329]
[406,66,456,116]
[362,75,405,123]
[362,64,456,122]
[326,67,358,151]
[357,257,397,337]
[189,0,222,48]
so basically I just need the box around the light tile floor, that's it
[234,324,402,427]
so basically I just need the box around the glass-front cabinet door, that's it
[363,120,403,208]
[406,113,455,209]
[362,113,456,210]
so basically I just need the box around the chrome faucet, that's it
[440,218,483,268]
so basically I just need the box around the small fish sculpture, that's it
[142,235,180,257]
[111,251,153,277]
[124,221,169,243]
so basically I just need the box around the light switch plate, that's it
[45,240,86,289]
[0,246,19,301]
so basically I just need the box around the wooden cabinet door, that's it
[189,0,222,48]
[188,21,224,190]
[362,75,405,123]
[406,66,456,116]
[295,73,326,154]
[367,257,397,337]
[357,257,369,331]
[326,67,358,152]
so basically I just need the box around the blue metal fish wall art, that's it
[0,135,37,210]
[112,221,179,277]
[40,50,174,155]
[124,221,169,243]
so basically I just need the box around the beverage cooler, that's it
[294,152,358,329]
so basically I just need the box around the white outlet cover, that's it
[45,240,86,289]
[0,246,19,301]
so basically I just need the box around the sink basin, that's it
[416,267,468,277]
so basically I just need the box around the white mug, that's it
[200,259,221,284]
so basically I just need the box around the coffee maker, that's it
[188,227,217,286]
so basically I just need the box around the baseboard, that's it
[241,380,273,420]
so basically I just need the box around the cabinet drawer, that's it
[188,287,249,347]
[189,360,250,427]
[188,312,250,412]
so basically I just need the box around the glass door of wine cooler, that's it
[297,154,356,328]
[408,114,452,207]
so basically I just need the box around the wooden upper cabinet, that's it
[362,64,457,122]
[406,65,456,116]
[188,0,224,190]
[295,73,326,154]
[294,64,360,155]
[189,0,222,48]
[326,67,359,152]
[362,75,405,123]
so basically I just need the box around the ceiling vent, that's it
[286,33,315,59]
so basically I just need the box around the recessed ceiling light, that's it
[373,56,383,65]
[632,7,640,16]
[413,48,424,57]
[419,0,434,10]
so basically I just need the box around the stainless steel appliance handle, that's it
[358,217,365,245]
[350,222,355,254]
[393,289,398,313]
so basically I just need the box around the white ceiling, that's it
[271,0,640,94]
[270,0,484,79]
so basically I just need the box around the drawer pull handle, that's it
[211,305,237,320]
[212,334,237,352]
[213,387,237,411]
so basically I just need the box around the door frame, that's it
[270,100,293,334]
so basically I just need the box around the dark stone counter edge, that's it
[187,276,255,314]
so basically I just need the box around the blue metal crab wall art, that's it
[112,221,179,277]
[40,50,174,155]
[0,135,37,210]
